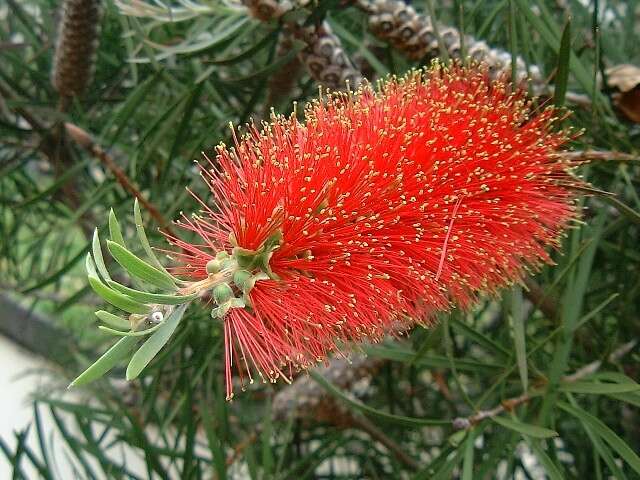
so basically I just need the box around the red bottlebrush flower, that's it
[167,63,582,399]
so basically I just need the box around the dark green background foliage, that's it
[1,0,639,478]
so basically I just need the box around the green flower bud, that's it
[206,258,221,274]
[213,283,234,305]
[215,251,229,261]
[233,270,252,290]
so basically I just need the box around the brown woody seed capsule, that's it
[52,0,101,98]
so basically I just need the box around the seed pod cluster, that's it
[52,0,101,99]
[295,22,364,90]
[355,0,540,83]
[241,0,363,90]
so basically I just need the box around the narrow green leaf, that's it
[136,16,249,60]
[88,275,150,314]
[21,242,89,294]
[310,370,449,427]
[365,345,502,372]
[85,252,98,278]
[18,161,88,208]
[99,323,163,337]
[69,336,138,387]
[329,19,389,76]
[199,396,227,479]
[450,318,510,358]
[584,422,629,480]
[107,279,196,305]
[425,0,449,62]
[108,208,126,247]
[572,293,620,333]
[526,439,565,480]
[461,429,476,480]
[554,20,571,107]
[126,304,188,380]
[92,228,112,282]
[101,73,160,144]
[107,240,177,291]
[448,430,467,447]
[431,449,463,480]
[608,392,640,408]
[95,310,131,330]
[134,199,168,272]
[33,404,52,476]
[261,400,274,476]
[508,286,528,391]
[559,381,640,395]
[222,42,305,85]
[590,372,639,385]
[559,401,640,475]
[603,195,640,227]
[507,0,518,83]
[205,27,275,66]
[87,253,149,314]
[541,213,606,422]
[165,83,204,185]
[514,0,601,100]
[492,416,558,439]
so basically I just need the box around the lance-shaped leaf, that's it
[560,401,640,475]
[133,199,171,275]
[126,304,187,380]
[92,229,112,282]
[106,240,177,291]
[492,416,558,439]
[559,381,640,395]
[86,254,151,314]
[99,323,163,337]
[69,336,138,387]
[95,310,131,330]
[106,279,196,305]
[108,208,126,247]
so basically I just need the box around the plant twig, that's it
[350,414,420,470]
[225,431,258,466]
[63,122,175,234]
[523,277,558,320]
[452,339,638,430]
[560,150,640,163]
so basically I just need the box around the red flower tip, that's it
[168,62,583,399]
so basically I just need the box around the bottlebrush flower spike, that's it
[167,62,583,400]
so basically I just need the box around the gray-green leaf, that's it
[88,276,151,314]
[107,279,196,305]
[126,304,187,380]
[95,310,131,330]
[92,229,112,282]
[107,240,177,291]
[133,198,170,273]
[69,336,138,387]
[87,254,150,314]
[108,208,126,247]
